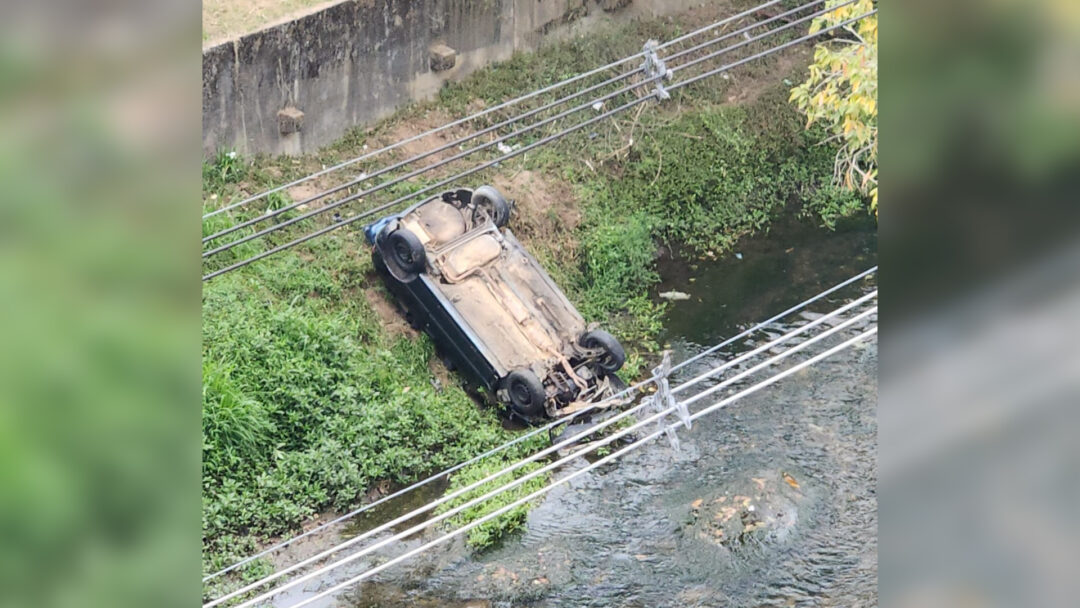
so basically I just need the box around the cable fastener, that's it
[641,39,674,100]
[650,350,690,451]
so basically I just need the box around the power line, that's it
[204,264,876,582]
[206,293,876,607]
[202,0,844,255]
[278,327,878,608]
[201,0,833,245]
[670,9,875,91]
[203,9,872,280]
[201,0,785,220]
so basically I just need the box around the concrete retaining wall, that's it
[202,0,703,156]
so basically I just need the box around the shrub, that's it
[201,243,517,553]
[437,455,549,551]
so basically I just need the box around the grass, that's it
[201,237,524,588]
[435,446,550,551]
[203,0,335,44]
[201,5,873,588]
[476,85,853,353]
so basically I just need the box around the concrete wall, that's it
[202,0,702,156]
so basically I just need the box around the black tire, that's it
[472,185,510,228]
[387,229,426,275]
[579,329,626,373]
[505,369,546,418]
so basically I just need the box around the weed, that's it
[203,149,246,193]
[201,8,870,578]
[202,238,522,574]
[436,443,549,550]
[800,184,867,230]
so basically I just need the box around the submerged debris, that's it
[782,472,800,489]
[659,290,691,301]
[683,474,804,549]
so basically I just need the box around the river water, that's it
[284,214,877,608]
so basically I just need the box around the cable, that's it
[205,264,875,582]
[201,97,640,280]
[202,11,872,280]
[202,0,785,220]
[202,0,840,255]
[206,294,876,607]
[228,312,876,608]
[206,24,829,278]
[216,299,876,608]
[203,0,842,252]
[203,78,650,254]
[207,289,873,600]
[670,9,876,91]
[200,5,876,604]
[284,327,878,608]
[202,0,831,244]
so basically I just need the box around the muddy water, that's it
[294,215,877,607]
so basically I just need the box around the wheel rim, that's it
[473,203,494,225]
[585,337,616,370]
[394,241,414,266]
[510,380,531,406]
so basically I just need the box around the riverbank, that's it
[201,6,873,591]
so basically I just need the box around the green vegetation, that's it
[790,0,878,210]
[435,448,549,550]
[556,89,846,347]
[433,19,675,118]
[201,237,522,581]
[201,5,873,586]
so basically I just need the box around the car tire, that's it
[387,228,426,275]
[472,185,510,228]
[505,369,546,418]
[579,329,626,373]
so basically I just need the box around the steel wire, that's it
[201,0,832,244]
[202,0,844,255]
[281,327,878,608]
[216,299,877,608]
[205,264,876,582]
[203,11,871,280]
[202,0,785,220]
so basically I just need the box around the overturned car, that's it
[364,185,626,421]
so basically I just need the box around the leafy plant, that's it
[200,9,866,577]
[790,0,878,211]
[203,149,247,193]
[202,360,276,470]
[201,240,519,568]
[436,455,549,550]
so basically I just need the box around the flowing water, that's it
[281,214,878,607]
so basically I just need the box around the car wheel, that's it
[472,185,510,228]
[506,369,546,418]
[579,329,626,373]
[387,228,426,275]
